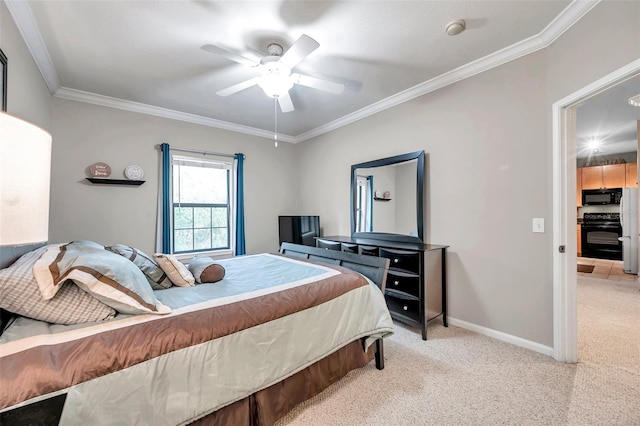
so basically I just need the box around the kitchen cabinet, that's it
[577,224,581,256]
[578,163,636,190]
[577,168,582,207]
[626,163,638,187]
[581,166,603,190]
[602,164,626,188]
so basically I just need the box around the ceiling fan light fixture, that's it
[587,138,601,152]
[629,93,640,107]
[206,34,339,111]
[258,74,294,98]
[258,61,293,98]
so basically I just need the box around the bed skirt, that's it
[191,339,374,426]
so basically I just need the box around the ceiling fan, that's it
[201,34,345,113]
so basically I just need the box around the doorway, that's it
[553,58,640,363]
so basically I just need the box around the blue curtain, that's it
[367,175,374,232]
[160,143,171,253]
[234,153,246,255]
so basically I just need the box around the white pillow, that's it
[153,254,196,287]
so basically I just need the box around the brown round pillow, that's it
[187,255,226,284]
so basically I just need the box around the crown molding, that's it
[539,0,600,46]
[9,0,599,143]
[4,0,60,94]
[54,87,296,143]
[296,0,600,142]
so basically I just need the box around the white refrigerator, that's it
[619,187,639,274]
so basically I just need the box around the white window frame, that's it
[170,154,235,260]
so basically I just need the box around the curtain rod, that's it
[161,145,239,159]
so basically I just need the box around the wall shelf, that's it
[86,178,145,186]
[373,197,392,201]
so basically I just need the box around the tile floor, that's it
[577,257,638,281]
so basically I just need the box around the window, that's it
[172,155,232,254]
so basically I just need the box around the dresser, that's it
[316,235,447,340]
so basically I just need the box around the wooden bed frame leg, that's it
[375,338,384,370]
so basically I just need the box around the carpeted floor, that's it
[276,276,639,425]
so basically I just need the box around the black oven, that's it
[581,213,622,260]
[582,188,622,205]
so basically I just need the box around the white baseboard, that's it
[447,317,554,357]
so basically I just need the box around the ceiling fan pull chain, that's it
[274,96,278,148]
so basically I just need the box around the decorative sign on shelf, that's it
[89,162,112,177]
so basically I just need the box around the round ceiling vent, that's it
[445,19,466,36]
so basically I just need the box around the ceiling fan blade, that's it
[291,73,345,94]
[201,44,260,67]
[216,77,260,97]
[279,34,320,68]
[277,93,295,113]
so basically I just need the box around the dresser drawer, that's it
[316,239,341,251]
[385,292,420,323]
[379,248,420,273]
[386,270,420,298]
[358,245,379,256]
[341,242,358,253]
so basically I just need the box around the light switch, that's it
[532,218,545,233]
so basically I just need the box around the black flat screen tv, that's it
[278,216,320,247]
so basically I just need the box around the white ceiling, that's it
[7,0,607,143]
[576,75,640,159]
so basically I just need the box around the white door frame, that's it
[553,58,640,363]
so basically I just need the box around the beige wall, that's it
[0,1,51,128]
[48,99,300,255]
[296,1,640,347]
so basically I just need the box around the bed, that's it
[0,241,393,425]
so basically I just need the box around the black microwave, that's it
[582,188,622,205]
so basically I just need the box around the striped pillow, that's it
[33,242,171,315]
[0,246,116,324]
[106,244,172,290]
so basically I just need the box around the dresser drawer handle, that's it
[403,305,408,311]
[394,258,399,263]
[394,280,399,286]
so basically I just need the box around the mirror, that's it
[350,151,425,242]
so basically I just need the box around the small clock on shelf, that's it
[124,165,144,180]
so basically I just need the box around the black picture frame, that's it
[0,48,6,111]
